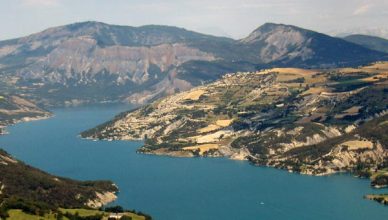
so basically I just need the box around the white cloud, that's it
[205,0,294,10]
[21,0,60,7]
[353,3,373,15]
[1,0,386,40]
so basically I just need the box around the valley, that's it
[2,106,388,219]
[0,97,149,219]
[0,18,388,219]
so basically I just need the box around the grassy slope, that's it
[6,208,146,220]
[6,209,58,220]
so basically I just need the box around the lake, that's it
[0,105,387,220]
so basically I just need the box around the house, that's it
[108,213,124,220]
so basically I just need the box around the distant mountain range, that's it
[331,27,388,40]
[343,34,388,53]
[0,21,386,106]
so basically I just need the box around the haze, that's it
[1,0,387,40]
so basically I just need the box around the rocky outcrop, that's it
[86,191,118,209]
[365,194,388,205]
[296,141,386,175]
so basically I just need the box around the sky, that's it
[0,0,387,40]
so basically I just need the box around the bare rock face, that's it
[85,191,118,209]
[19,39,215,85]
[239,23,385,67]
[241,23,314,62]
[0,21,224,106]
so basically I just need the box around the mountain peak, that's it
[14,21,229,48]
[256,22,289,30]
[65,20,109,30]
[241,23,310,43]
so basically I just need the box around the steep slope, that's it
[0,94,51,134]
[344,34,388,53]
[0,22,386,106]
[82,62,388,176]
[240,23,387,67]
[0,149,118,216]
[0,21,233,106]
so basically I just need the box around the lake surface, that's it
[0,105,387,220]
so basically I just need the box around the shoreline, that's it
[87,136,382,176]
[84,135,388,207]
[0,114,52,136]
[0,112,122,209]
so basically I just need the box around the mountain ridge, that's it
[0,21,386,106]
[344,34,388,53]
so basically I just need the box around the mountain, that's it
[344,34,388,53]
[0,94,51,134]
[0,21,246,106]
[240,23,387,67]
[0,22,386,106]
[82,62,388,176]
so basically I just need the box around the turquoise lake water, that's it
[0,105,387,220]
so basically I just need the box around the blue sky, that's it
[1,0,387,40]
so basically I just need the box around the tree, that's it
[105,205,124,213]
